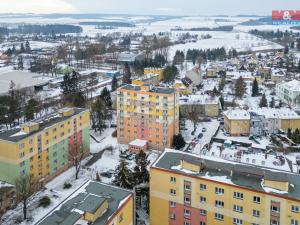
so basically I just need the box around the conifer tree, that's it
[100,87,112,109]
[287,128,292,139]
[20,43,25,53]
[133,151,150,185]
[269,97,275,108]
[172,134,186,150]
[251,78,259,97]
[235,76,246,98]
[91,96,107,134]
[111,74,118,91]
[113,159,133,189]
[123,62,131,84]
[25,41,31,52]
[24,98,39,121]
[259,93,268,108]
[17,56,24,70]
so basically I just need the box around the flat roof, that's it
[0,108,87,143]
[0,70,47,95]
[120,84,175,94]
[38,181,133,225]
[152,150,300,200]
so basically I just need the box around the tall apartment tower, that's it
[117,84,179,151]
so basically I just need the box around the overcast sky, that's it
[0,0,299,15]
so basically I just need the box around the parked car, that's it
[100,171,113,178]
[202,128,207,132]
[198,133,203,139]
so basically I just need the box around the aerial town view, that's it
[0,0,300,225]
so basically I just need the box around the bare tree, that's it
[69,142,87,180]
[15,174,39,220]
[181,105,202,132]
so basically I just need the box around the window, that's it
[252,223,259,225]
[200,222,206,225]
[253,209,260,217]
[270,220,279,225]
[292,205,299,213]
[215,213,224,221]
[233,218,243,225]
[200,196,206,203]
[184,209,191,216]
[253,196,260,203]
[19,143,25,149]
[19,152,25,158]
[215,187,224,195]
[170,176,176,183]
[184,222,190,225]
[271,205,280,213]
[119,213,123,223]
[170,189,176,196]
[215,200,224,208]
[234,192,243,199]
[19,161,25,167]
[29,147,33,153]
[170,201,176,208]
[184,184,191,191]
[169,213,176,220]
[184,197,191,204]
[233,205,243,213]
[200,184,206,191]
[292,219,299,225]
[200,209,207,215]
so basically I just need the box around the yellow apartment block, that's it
[0,107,90,184]
[144,67,164,81]
[117,84,179,151]
[150,149,300,225]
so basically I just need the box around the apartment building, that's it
[150,149,300,225]
[180,94,220,118]
[117,84,179,151]
[38,181,134,225]
[224,109,251,136]
[224,108,300,136]
[0,107,90,184]
[144,67,164,81]
[276,80,300,109]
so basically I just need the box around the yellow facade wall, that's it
[107,196,134,225]
[281,119,300,132]
[150,167,300,225]
[224,116,250,136]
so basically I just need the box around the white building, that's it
[276,80,300,109]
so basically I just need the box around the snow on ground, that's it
[182,119,220,154]
[2,127,160,225]
[168,31,282,61]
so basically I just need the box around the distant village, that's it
[0,15,300,225]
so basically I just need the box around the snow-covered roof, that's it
[129,139,148,147]
[250,108,300,120]
[0,70,48,95]
[180,94,219,105]
[224,109,250,120]
[152,149,300,199]
[279,80,300,92]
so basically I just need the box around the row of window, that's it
[171,211,298,225]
